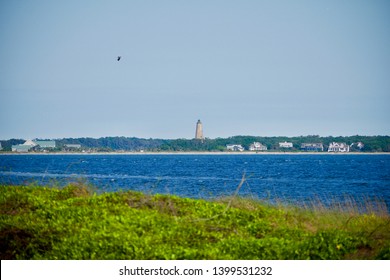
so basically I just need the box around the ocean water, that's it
[1,154,390,211]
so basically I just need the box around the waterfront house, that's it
[350,142,364,150]
[34,140,56,149]
[12,139,56,152]
[12,140,37,152]
[328,142,350,153]
[12,145,33,152]
[226,144,245,152]
[357,142,364,149]
[249,142,267,151]
[279,141,293,148]
[301,143,324,152]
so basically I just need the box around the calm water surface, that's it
[1,154,390,210]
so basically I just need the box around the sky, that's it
[1,0,389,140]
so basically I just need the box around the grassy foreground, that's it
[1,184,389,260]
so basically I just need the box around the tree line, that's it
[1,135,389,152]
[159,135,390,152]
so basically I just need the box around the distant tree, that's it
[0,139,25,151]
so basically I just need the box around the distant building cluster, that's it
[12,140,56,152]
[226,141,364,153]
[10,140,84,153]
[5,120,368,153]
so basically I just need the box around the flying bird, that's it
[117,56,121,61]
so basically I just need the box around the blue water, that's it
[1,154,390,211]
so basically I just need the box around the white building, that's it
[34,140,56,149]
[357,142,364,149]
[279,141,293,148]
[226,144,245,152]
[12,140,37,152]
[328,142,350,153]
[12,139,56,152]
[249,142,267,151]
[350,142,364,150]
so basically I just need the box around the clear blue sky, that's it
[1,0,389,139]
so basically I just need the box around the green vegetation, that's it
[160,135,390,152]
[1,135,390,152]
[1,184,389,260]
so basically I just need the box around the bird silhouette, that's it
[117,56,121,61]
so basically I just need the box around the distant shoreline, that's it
[1,151,389,156]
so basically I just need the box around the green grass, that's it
[1,183,389,260]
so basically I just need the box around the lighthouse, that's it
[195,120,204,140]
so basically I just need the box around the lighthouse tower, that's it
[195,119,204,140]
